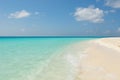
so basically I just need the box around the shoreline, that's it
[26,37,120,80]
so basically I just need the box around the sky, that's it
[0,0,120,36]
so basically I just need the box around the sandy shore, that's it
[76,38,120,80]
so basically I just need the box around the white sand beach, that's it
[76,38,120,80]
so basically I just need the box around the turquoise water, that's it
[0,37,97,80]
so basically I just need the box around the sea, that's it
[0,36,105,80]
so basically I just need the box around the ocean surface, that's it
[0,37,100,80]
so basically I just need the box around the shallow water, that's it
[0,37,95,80]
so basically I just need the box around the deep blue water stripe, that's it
[0,36,113,38]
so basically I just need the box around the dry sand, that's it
[76,38,120,80]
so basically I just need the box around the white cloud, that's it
[105,0,120,8]
[8,10,30,19]
[74,6,104,23]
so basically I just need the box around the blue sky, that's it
[0,0,120,36]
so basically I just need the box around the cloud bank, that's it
[74,6,104,23]
[8,10,30,19]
